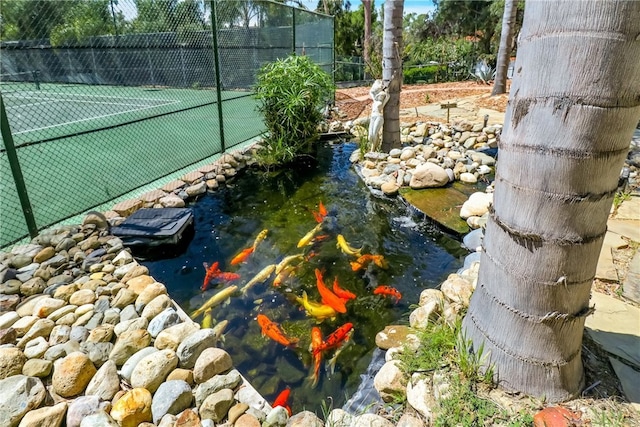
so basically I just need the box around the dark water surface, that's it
[141,142,468,413]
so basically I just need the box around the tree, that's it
[461,0,640,402]
[0,0,76,41]
[50,0,114,46]
[362,0,372,72]
[433,0,499,57]
[380,0,403,152]
[491,0,516,95]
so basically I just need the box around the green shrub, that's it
[254,55,334,168]
[403,65,445,84]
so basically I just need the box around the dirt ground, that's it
[335,81,509,121]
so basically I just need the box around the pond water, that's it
[141,141,469,414]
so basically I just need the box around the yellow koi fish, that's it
[275,253,304,275]
[252,229,269,250]
[212,319,229,343]
[297,223,322,248]
[273,264,296,287]
[241,264,277,294]
[190,285,238,320]
[201,308,213,329]
[295,291,338,322]
[336,234,362,257]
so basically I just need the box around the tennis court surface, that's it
[2,81,252,145]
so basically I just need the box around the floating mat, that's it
[111,208,194,248]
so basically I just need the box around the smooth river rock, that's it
[52,351,97,397]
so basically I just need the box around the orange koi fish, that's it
[327,329,353,375]
[230,246,254,265]
[216,272,241,282]
[312,234,330,243]
[314,269,347,314]
[317,322,354,353]
[201,261,221,291]
[350,254,388,271]
[272,387,292,416]
[319,201,328,217]
[373,285,402,303]
[332,277,356,301]
[256,314,299,347]
[309,326,323,387]
[311,200,328,223]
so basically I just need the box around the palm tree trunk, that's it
[381,0,403,153]
[491,0,516,95]
[462,0,640,402]
[362,0,372,78]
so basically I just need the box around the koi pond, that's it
[141,141,469,414]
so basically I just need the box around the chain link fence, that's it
[0,0,333,249]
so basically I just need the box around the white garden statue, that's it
[368,79,390,152]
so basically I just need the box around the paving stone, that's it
[614,196,640,221]
[609,357,640,414]
[607,219,640,243]
[623,250,640,304]
[585,292,640,368]
[161,180,186,193]
[595,232,626,282]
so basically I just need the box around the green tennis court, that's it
[2,83,256,144]
[0,0,335,249]
[1,82,265,247]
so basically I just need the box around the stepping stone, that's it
[595,232,626,282]
[607,219,640,243]
[585,291,640,368]
[609,357,640,414]
[614,195,640,221]
[623,250,640,304]
[400,187,470,235]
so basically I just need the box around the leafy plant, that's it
[434,376,499,427]
[403,65,446,84]
[398,320,457,375]
[472,59,496,84]
[254,55,334,168]
[456,330,495,385]
[613,189,631,210]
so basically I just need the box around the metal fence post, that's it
[0,95,39,239]
[292,8,296,54]
[210,0,226,152]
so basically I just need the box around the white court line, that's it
[13,100,183,135]
[7,101,58,108]
[4,89,182,103]
[8,96,167,108]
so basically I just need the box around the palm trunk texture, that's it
[381,0,403,152]
[363,0,372,75]
[462,0,640,402]
[492,0,517,96]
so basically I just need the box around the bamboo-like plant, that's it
[254,55,334,168]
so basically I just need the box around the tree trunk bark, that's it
[492,0,517,95]
[363,0,372,78]
[381,0,403,153]
[462,0,640,402]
